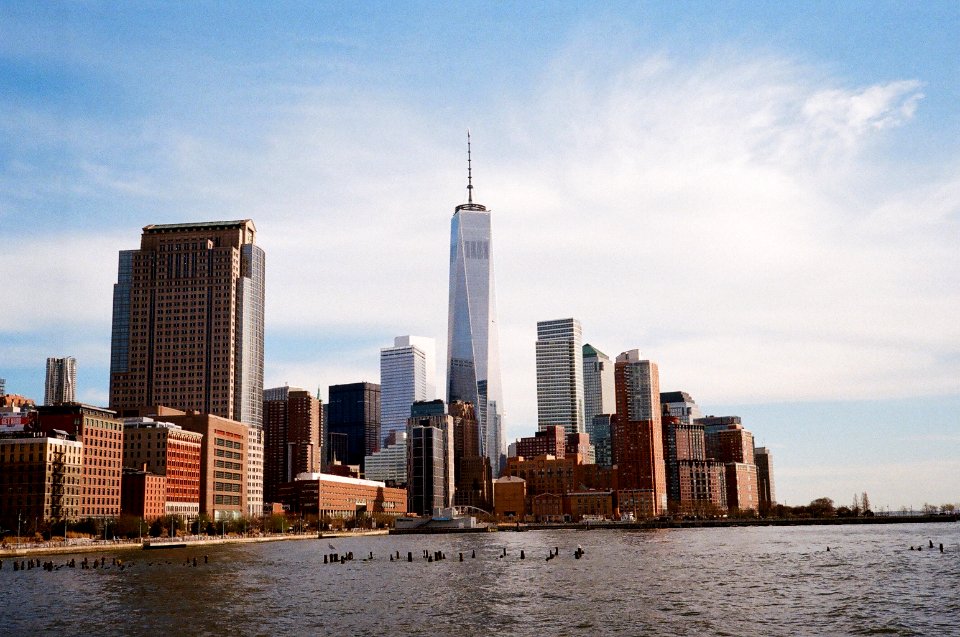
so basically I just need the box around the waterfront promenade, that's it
[0,529,389,558]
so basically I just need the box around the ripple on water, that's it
[1,523,958,636]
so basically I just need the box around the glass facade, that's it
[380,336,434,446]
[535,318,585,434]
[447,207,505,472]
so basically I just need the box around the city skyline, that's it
[1,4,958,510]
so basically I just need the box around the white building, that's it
[364,431,408,485]
[380,336,435,446]
[447,134,505,472]
[535,318,585,434]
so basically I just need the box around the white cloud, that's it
[4,47,958,446]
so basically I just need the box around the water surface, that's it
[2,523,957,636]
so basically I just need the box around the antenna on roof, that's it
[466,130,474,204]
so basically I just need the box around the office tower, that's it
[44,356,77,405]
[159,410,249,520]
[263,386,322,505]
[35,404,125,519]
[754,447,776,513]
[380,336,435,446]
[122,417,203,519]
[612,349,667,517]
[446,134,505,473]
[449,400,492,512]
[364,431,408,486]
[108,220,265,516]
[327,382,380,470]
[536,318,585,434]
[582,344,615,425]
[660,391,703,425]
[590,414,614,467]
[407,400,455,516]
[0,378,5,396]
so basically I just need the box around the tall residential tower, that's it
[44,356,77,405]
[446,134,505,472]
[108,220,265,516]
[535,318,585,434]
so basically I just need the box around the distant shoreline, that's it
[2,516,954,554]
[390,514,959,534]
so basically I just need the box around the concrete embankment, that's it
[0,529,388,558]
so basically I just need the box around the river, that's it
[2,523,958,636]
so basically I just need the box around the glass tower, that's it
[446,134,505,472]
[536,318,585,434]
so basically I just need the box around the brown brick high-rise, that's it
[612,350,667,517]
[108,220,265,515]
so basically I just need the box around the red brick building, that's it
[725,462,759,513]
[36,404,125,519]
[493,476,526,519]
[568,490,614,520]
[121,467,167,521]
[123,417,202,518]
[514,426,565,460]
[159,410,248,520]
[278,473,407,518]
[612,350,667,517]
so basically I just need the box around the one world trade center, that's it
[446,133,505,472]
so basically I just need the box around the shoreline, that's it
[0,529,389,559]
[392,514,959,534]
[3,516,954,553]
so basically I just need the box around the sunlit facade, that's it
[446,139,505,472]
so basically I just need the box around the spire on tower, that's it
[456,130,487,213]
[467,129,474,204]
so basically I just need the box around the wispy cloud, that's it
[2,42,957,443]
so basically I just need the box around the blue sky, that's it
[1,2,958,510]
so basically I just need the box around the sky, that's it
[1,1,958,511]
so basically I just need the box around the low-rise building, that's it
[121,466,167,521]
[0,431,82,527]
[123,417,202,518]
[567,490,614,520]
[493,476,526,519]
[36,404,124,519]
[278,472,407,518]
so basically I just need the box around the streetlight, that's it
[17,511,21,548]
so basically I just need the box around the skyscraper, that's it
[108,220,265,516]
[327,382,380,470]
[263,386,322,505]
[754,446,776,514]
[380,336,435,446]
[535,318,585,434]
[44,356,77,405]
[446,134,505,472]
[582,344,615,425]
[612,349,667,517]
[406,400,455,516]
